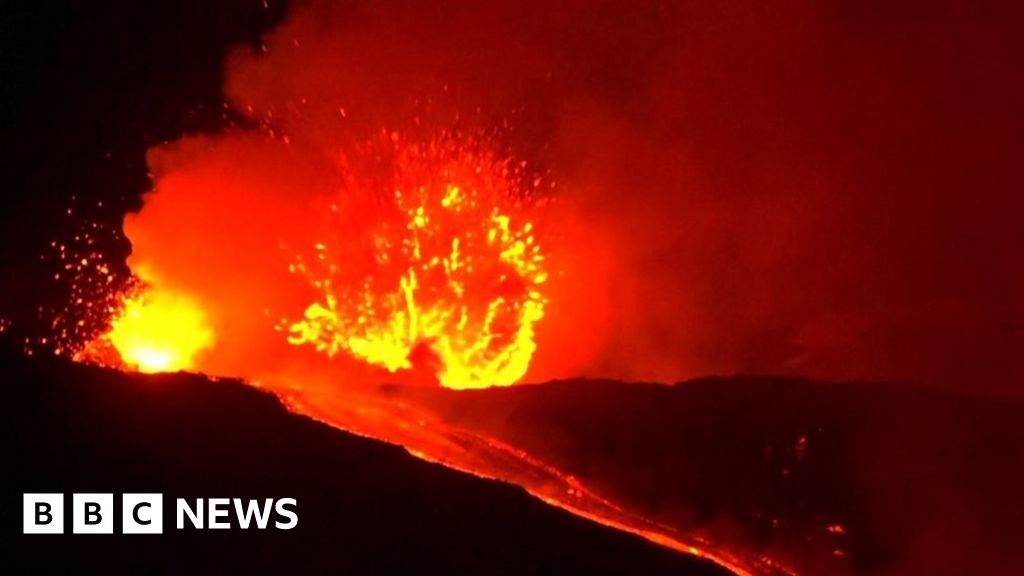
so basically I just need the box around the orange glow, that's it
[103,289,213,373]
[286,131,548,389]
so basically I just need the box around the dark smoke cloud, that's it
[186,0,1021,394]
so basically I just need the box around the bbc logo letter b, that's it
[73,493,114,534]
[24,494,63,534]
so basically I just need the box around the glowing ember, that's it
[287,131,548,389]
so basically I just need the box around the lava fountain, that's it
[78,127,553,390]
[285,130,549,389]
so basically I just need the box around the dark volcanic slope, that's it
[2,352,728,576]
[400,377,1024,576]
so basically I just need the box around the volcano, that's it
[3,1,1023,575]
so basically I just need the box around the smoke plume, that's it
[127,0,1023,394]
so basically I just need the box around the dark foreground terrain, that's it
[399,376,1024,575]
[1,351,728,576]
[6,348,1023,576]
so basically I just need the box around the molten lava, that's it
[287,131,548,389]
[74,282,213,374]
[105,290,213,373]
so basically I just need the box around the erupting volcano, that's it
[62,118,762,572]
[6,1,1023,575]
[56,120,774,574]
[82,128,551,390]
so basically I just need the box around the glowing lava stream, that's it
[276,386,784,576]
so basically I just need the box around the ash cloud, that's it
[139,0,1023,395]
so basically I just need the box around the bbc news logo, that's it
[24,494,298,534]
